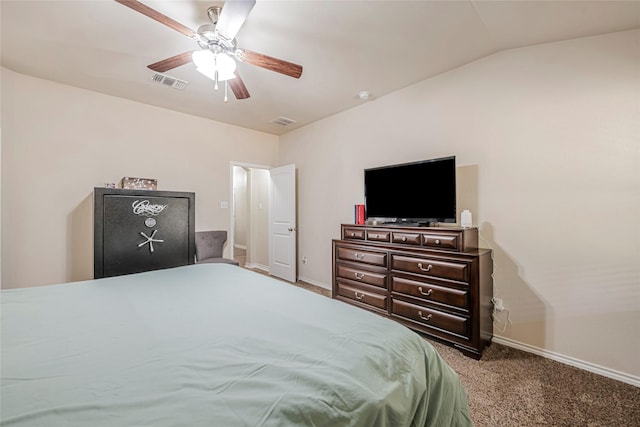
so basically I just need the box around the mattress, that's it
[1,264,471,426]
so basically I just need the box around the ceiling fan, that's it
[115,0,303,101]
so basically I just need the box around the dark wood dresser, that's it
[332,224,493,359]
[94,188,195,279]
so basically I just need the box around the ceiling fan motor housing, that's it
[196,25,236,55]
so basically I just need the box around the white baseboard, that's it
[243,269,330,292]
[245,262,268,272]
[493,336,640,388]
[298,275,331,291]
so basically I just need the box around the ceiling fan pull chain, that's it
[224,80,229,103]
[214,54,219,90]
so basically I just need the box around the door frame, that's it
[229,161,272,265]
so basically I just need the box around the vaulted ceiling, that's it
[2,1,638,135]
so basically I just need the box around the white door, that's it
[269,164,297,282]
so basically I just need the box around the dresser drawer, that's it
[337,246,387,267]
[367,230,390,242]
[422,233,459,250]
[392,299,469,337]
[391,254,469,282]
[337,282,388,311]
[343,228,365,240]
[337,265,387,288]
[392,232,421,245]
[391,276,468,310]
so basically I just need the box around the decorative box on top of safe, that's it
[119,177,157,191]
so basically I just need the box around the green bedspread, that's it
[1,264,471,426]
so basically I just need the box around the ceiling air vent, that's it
[151,73,188,90]
[270,116,297,126]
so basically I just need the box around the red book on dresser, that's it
[355,204,365,224]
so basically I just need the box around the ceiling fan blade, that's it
[237,49,303,79]
[147,51,194,73]
[229,73,251,99]
[115,0,195,38]
[215,0,256,41]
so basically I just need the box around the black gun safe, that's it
[94,188,195,279]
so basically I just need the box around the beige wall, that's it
[232,166,249,248]
[248,168,270,269]
[0,127,2,288]
[1,68,278,288]
[279,30,640,380]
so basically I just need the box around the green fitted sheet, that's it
[1,264,471,426]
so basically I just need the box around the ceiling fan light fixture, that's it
[215,53,237,79]
[192,50,236,82]
[192,49,214,69]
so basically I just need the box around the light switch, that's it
[220,201,229,209]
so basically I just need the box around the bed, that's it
[1,264,471,426]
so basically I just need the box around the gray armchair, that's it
[194,230,239,266]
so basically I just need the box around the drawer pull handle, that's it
[351,232,356,237]
[402,236,407,242]
[418,311,433,321]
[354,253,365,260]
[418,287,433,296]
[354,272,365,280]
[417,263,433,272]
[435,239,441,245]
[354,291,365,300]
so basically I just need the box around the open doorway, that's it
[230,163,270,272]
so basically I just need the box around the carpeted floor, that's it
[428,340,640,426]
[249,270,640,426]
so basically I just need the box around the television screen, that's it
[364,156,456,224]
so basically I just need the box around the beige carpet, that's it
[248,271,640,426]
[428,340,640,426]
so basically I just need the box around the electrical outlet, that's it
[302,256,308,264]
[493,298,504,312]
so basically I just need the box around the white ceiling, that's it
[2,1,639,135]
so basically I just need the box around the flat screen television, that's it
[364,156,456,224]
